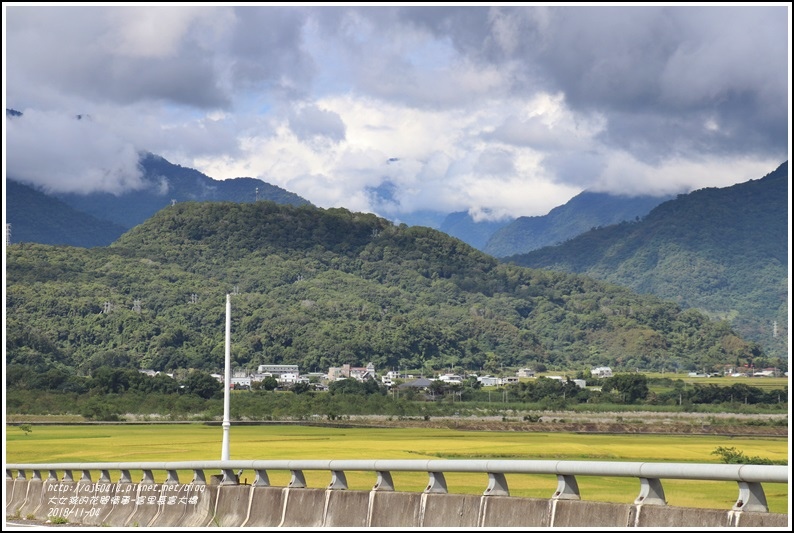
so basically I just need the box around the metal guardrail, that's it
[6,460,788,513]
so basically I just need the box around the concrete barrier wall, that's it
[242,486,286,527]
[6,479,27,518]
[480,495,550,527]
[322,489,370,527]
[7,480,788,528]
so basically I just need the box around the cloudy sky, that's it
[3,4,791,222]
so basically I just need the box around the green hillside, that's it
[505,162,788,360]
[6,179,129,247]
[6,201,770,379]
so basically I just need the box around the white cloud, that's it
[4,5,789,220]
[6,110,143,195]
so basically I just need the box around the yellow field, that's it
[5,423,790,514]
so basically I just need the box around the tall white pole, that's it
[221,294,231,461]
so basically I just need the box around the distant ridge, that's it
[505,161,789,359]
[6,179,129,247]
[53,152,313,231]
[484,191,674,257]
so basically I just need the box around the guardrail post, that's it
[80,469,93,482]
[165,470,180,485]
[289,470,307,488]
[635,477,666,506]
[221,469,238,485]
[425,471,448,494]
[552,474,580,500]
[373,470,395,491]
[733,481,769,513]
[15,469,26,480]
[99,470,112,483]
[192,469,206,485]
[119,470,133,484]
[5,469,13,479]
[484,472,509,496]
[141,469,155,484]
[253,469,270,487]
[328,470,348,490]
[47,469,59,481]
[32,470,43,481]
[62,470,74,482]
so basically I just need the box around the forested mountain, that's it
[6,201,771,381]
[505,162,789,360]
[6,179,128,247]
[6,107,313,247]
[483,191,673,257]
[53,152,312,231]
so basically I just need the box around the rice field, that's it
[5,423,789,514]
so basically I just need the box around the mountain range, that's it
[505,161,789,359]
[6,155,670,256]
[6,200,760,377]
[5,107,668,254]
[5,106,788,370]
[5,151,312,248]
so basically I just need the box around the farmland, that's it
[5,423,789,514]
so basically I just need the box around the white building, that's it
[258,364,300,377]
[381,370,401,386]
[231,376,252,388]
[477,376,501,387]
[516,368,535,378]
[591,367,613,378]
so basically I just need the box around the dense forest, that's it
[6,201,776,390]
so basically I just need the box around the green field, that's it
[646,373,789,391]
[5,423,789,514]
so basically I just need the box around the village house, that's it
[328,362,376,381]
[591,366,613,378]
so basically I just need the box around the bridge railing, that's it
[6,459,788,513]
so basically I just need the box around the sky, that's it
[3,3,791,223]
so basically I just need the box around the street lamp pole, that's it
[221,294,231,461]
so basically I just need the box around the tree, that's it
[602,373,649,403]
[710,446,777,465]
[183,371,222,400]
[254,376,279,391]
[291,382,312,394]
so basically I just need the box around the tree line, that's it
[5,366,786,421]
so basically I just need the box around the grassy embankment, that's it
[5,423,789,514]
